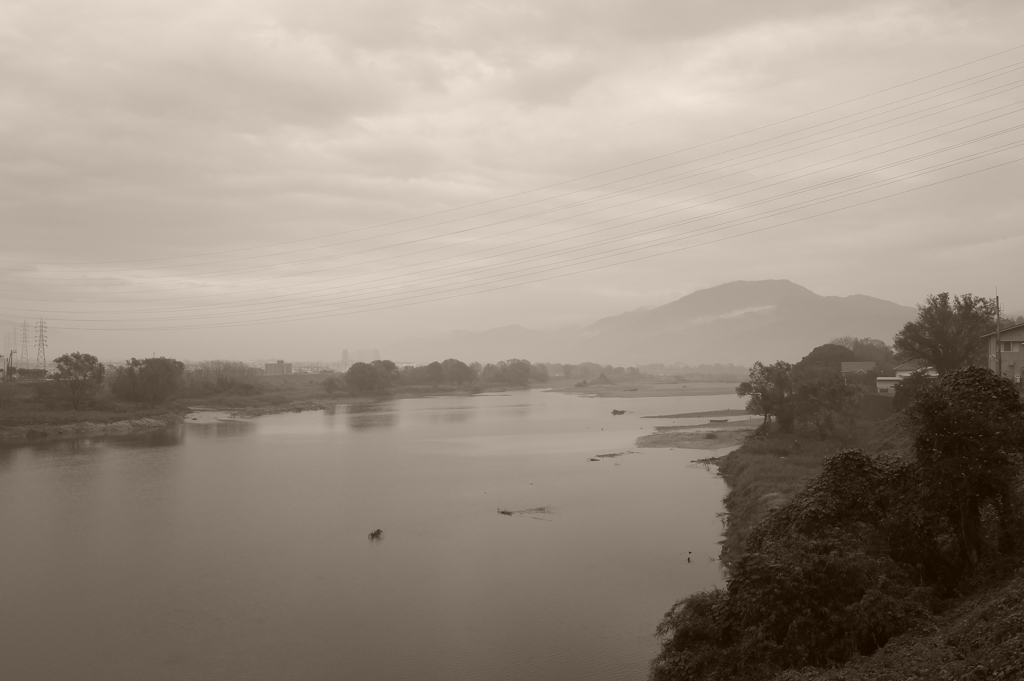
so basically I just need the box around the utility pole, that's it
[995,294,1004,378]
[35,319,47,370]
[19,320,29,370]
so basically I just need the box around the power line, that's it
[7,60,1024,296]
[10,109,1024,320]
[38,143,1024,329]
[3,34,1024,274]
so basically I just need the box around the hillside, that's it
[386,280,916,365]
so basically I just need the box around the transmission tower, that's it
[35,319,47,370]
[19,321,29,369]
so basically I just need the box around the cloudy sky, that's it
[2,0,1024,363]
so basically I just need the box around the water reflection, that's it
[185,419,257,439]
[0,427,185,460]
[346,403,398,430]
[424,406,476,425]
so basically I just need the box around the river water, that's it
[0,389,743,681]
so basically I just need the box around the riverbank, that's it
[0,412,185,440]
[636,419,756,451]
[553,379,738,399]
[709,417,909,566]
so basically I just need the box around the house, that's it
[875,359,938,396]
[981,321,1024,386]
[840,361,876,377]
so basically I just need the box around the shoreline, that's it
[0,385,528,441]
[0,412,186,441]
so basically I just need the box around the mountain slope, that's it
[386,280,916,365]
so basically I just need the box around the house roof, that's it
[981,321,1024,338]
[841,361,876,373]
[893,358,931,372]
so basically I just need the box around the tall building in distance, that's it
[264,360,293,375]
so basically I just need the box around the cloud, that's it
[1,0,1022,361]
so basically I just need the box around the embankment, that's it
[0,412,185,440]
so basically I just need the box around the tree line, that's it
[337,357,548,396]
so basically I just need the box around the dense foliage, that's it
[110,357,185,406]
[652,367,1024,681]
[893,293,996,376]
[52,352,106,410]
[737,361,795,429]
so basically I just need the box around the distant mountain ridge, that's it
[386,280,916,366]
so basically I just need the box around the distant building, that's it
[875,359,938,395]
[264,360,293,375]
[982,322,1024,386]
[840,361,875,377]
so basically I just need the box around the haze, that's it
[3,0,1023,362]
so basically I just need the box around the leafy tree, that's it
[111,357,184,406]
[792,343,857,382]
[831,336,896,372]
[52,352,105,410]
[793,374,859,438]
[892,368,935,412]
[322,374,344,394]
[138,357,184,405]
[370,359,398,389]
[425,361,444,387]
[893,293,996,376]
[110,360,144,407]
[904,366,1024,568]
[651,452,928,681]
[345,362,380,396]
[440,358,476,386]
[737,360,794,430]
[529,362,549,383]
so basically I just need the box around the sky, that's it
[2,0,1024,363]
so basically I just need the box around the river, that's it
[0,389,743,681]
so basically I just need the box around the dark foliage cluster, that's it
[893,293,995,376]
[178,361,263,397]
[109,357,186,407]
[737,350,859,438]
[480,358,546,387]
[344,360,400,396]
[397,358,478,388]
[653,367,1024,681]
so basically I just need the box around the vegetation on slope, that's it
[650,367,1024,681]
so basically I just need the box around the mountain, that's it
[385,280,916,366]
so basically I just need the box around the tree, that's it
[345,362,380,396]
[370,359,398,389]
[892,368,935,412]
[792,343,856,382]
[425,361,444,387]
[137,357,185,405]
[441,358,476,386]
[52,352,105,410]
[893,293,996,377]
[793,374,858,438]
[905,366,1024,568]
[322,374,344,394]
[110,357,184,406]
[831,336,896,372]
[110,359,144,407]
[737,360,794,430]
